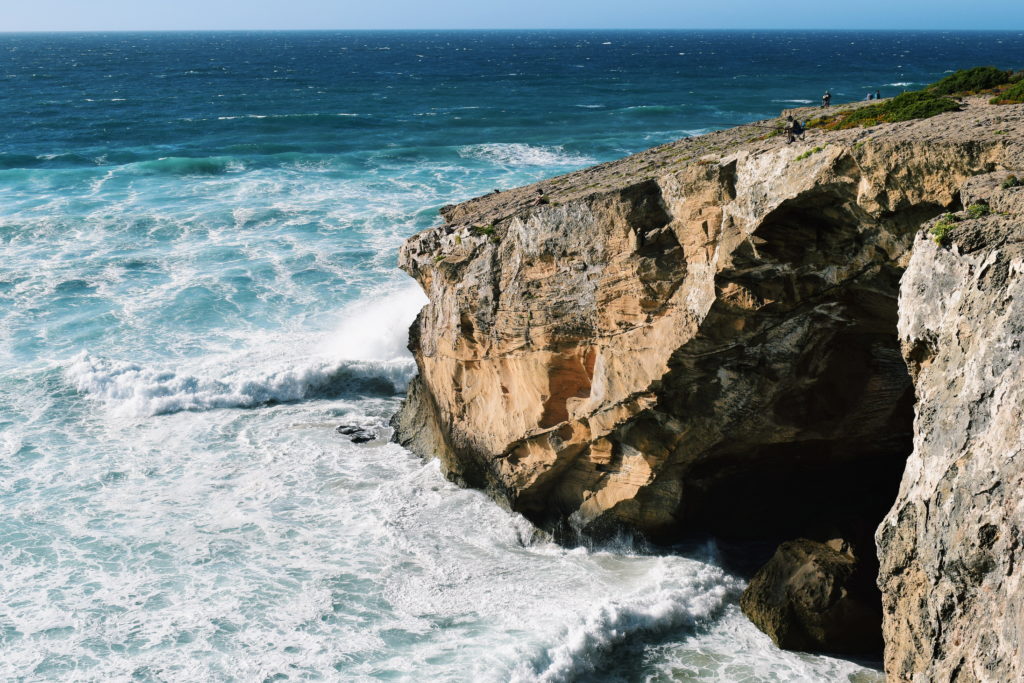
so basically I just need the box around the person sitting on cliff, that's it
[531,188,549,206]
[784,116,805,144]
[822,91,832,107]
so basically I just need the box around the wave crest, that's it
[67,352,415,417]
[458,143,595,167]
[131,156,245,176]
[514,555,741,682]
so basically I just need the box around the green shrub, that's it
[966,203,991,219]
[795,145,826,161]
[991,80,1024,105]
[810,91,959,130]
[931,67,1016,94]
[930,213,960,246]
[1001,175,1022,189]
[470,223,495,236]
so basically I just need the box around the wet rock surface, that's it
[337,424,378,444]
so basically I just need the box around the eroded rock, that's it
[740,538,882,656]
[877,172,1024,682]
[396,100,1022,542]
[393,99,1024,670]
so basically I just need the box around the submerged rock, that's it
[337,424,377,444]
[740,538,882,656]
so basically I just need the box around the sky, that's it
[2,0,1024,32]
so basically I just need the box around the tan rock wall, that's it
[397,134,1012,536]
[878,174,1024,682]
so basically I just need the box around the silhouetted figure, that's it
[784,116,805,144]
[822,91,832,107]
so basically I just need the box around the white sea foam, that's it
[67,286,427,417]
[885,81,915,87]
[458,143,596,167]
[515,556,740,682]
[67,352,415,416]
[772,99,814,104]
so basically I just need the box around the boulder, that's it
[740,538,882,656]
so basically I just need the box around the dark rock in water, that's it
[336,424,376,444]
[740,538,882,656]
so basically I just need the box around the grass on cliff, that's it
[807,67,1022,130]
[991,80,1024,105]
[808,91,960,130]
[931,66,1018,94]
[794,145,826,161]
[930,213,960,246]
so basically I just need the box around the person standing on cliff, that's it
[822,91,832,107]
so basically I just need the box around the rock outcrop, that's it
[392,97,1024,672]
[740,538,882,655]
[877,173,1024,682]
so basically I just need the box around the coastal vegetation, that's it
[930,213,960,245]
[991,79,1024,104]
[966,202,991,219]
[794,144,826,160]
[930,66,1017,94]
[809,90,959,130]
[808,67,1022,130]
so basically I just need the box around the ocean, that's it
[1,30,1021,681]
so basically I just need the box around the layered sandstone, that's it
[392,98,1024,671]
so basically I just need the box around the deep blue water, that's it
[1,30,1021,681]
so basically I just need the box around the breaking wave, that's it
[513,553,742,682]
[68,285,427,417]
[67,352,415,417]
[131,155,246,176]
[458,143,595,167]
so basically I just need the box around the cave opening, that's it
[656,190,935,657]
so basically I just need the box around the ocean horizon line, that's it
[3,27,1023,35]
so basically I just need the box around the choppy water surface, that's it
[3,30,1021,681]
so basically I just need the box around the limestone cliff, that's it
[392,97,1024,672]
[877,173,1024,681]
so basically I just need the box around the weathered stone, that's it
[393,97,1024,670]
[395,97,1021,542]
[740,538,882,656]
[877,173,1024,683]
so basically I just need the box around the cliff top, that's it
[437,96,1024,229]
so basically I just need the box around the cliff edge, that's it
[392,97,1024,673]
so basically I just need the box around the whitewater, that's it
[4,29,1022,681]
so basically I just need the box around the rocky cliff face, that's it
[877,173,1024,681]
[392,98,1024,673]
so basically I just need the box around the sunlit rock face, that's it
[392,99,1024,672]
[877,173,1024,683]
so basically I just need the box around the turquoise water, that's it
[2,30,1021,681]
